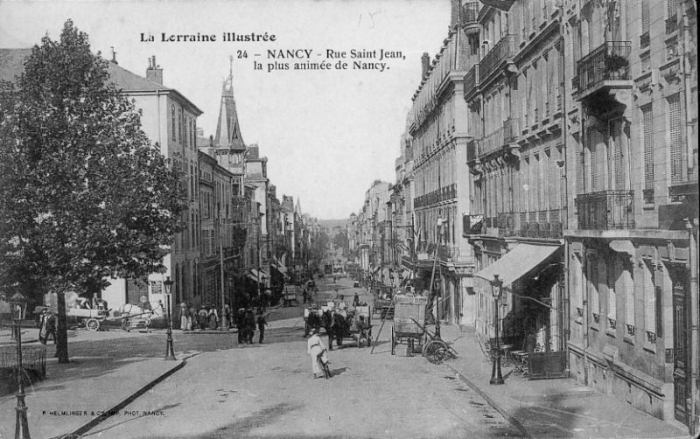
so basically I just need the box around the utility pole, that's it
[218,217,228,330]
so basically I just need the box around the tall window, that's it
[642,105,655,193]
[178,109,183,144]
[611,119,627,190]
[641,0,650,38]
[624,262,635,330]
[171,105,176,141]
[668,93,683,183]
[608,257,620,325]
[589,254,600,318]
[643,262,656,337]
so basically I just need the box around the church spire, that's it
[214,58,246,152]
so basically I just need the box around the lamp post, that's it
[163,277,176,361]
[10,291,30,439]
[490,274,505,385]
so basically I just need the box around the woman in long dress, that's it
[307,328,329,378]
[208,307,219,330]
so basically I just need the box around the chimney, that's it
[146,55,163,85]
[421,52,430,80]
[110,46,118,64]
[451,0,462,28]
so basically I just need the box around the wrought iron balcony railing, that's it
[503,117,520,144]
[481,126,504,157]
[575,190,635,230]
[464,64,480,99]
[461,2,479,26]
[479,34,517,82]
[575,41,632,93]
[467,139,478,162]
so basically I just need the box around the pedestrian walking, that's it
[237,308,246,344]
[353,292,360,307]
[189,304,198,330]
[307,327,329,379]
[38,309,57,345]
[179,303,191,331]
[244,308,256,343]
[257,309,268,344]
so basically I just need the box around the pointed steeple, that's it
[214,57,246,152]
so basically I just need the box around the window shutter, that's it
[642,0,650,34]
[668,93,683,183]
[612,119,625,190]
[644,262,656,334]
[643,105,655,189]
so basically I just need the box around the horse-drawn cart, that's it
[390,294,428,356]
[347,305,372,348]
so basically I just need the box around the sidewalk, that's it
[439,324,691,439]
[0,352,184,439]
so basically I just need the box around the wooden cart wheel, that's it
[391,326,396,355]
[86,318,100,332]
[423,340,448,364]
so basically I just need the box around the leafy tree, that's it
[0,20,185,363]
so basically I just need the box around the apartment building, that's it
[562,0,698,430]
[409,0,477,327]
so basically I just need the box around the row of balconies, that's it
[462,191,635,235]
[414,183,457,208]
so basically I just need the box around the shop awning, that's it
[474,244,562,289]
[248,269,270,283]
[270,261,287,274]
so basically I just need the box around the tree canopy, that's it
[0,20,186,361]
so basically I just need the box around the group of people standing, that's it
[179,303,222,331]
[178,302,270,344]
[236,308,268,344]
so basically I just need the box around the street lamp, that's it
[163,277,176,361]
[10,291,30,439]
[490,274,505,385]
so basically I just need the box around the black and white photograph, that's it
[0,1,697,438]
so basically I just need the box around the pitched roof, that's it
[0,48,201,115]
[106,62,171,92]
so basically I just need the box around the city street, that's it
[64,280,521,439]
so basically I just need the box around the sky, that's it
[0,0,451,220]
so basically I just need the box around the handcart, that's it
[411,318,459,364]
[390,294,428,356]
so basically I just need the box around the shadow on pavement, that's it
[508,390,580,438]
[131,403,310,439]
[329,366,348,376]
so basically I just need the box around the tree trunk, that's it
[56,291,69,363]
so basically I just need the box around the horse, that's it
[321,310,349,350]
[304,308,323,338]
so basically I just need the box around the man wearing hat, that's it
[38,308,57,345]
